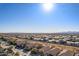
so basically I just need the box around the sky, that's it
[0,3,79,33]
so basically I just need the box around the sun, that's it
[42,3,54,12]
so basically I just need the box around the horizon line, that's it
[0,31,79,33]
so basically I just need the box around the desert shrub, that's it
[0,48,4,53]
[14,52,20,56]
[38,50,44,56]
[29,37,34,40]
[8,41,16,45]
[7,46,13,53]
[47,54,53,56]
[1,37,7,41]
[31,48,44,56]
[31,48,39,56]
[15,43,25,49]
[23,46,32,52]
[49,37,52,40]
[36,45,43,49]
[31,48,38,54]
[0,53,7,56]
[0,48,8,56]
[35,44,43,49]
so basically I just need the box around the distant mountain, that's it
[58,31,79,34]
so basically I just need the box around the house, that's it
[74,42,79,47]
[66,41,74,46]
[63,37,71,41]
[33,38,41,41]
[48,39,55,43]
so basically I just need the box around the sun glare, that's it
[42,3,54,12]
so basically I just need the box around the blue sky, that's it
[0,3,79,33]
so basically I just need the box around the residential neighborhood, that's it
[0,33,79,56]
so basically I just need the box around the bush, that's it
[1,37,7,41]
[31,48,44,56]
[36,44,43,49]
[15,44,25,49]
[0,48,4,53]
[31,48,38,54]
[14,52,20,56]
[0,53,7,56]
[7,46,13,53]
[23,46,32,52]
[8,41,16,45]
